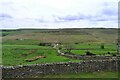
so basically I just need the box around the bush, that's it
[38,43,44,46]
[112,54,116,56]
[38,43,51,46]
[58,47,62,50]
[86,51,96,55]
[107,52,111,54]
[74,42,79,44]
[101,43,104,49]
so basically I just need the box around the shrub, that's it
[58,47,62,50]
[107,52,111,54]
[38,43,51,46]
[74,42,79,44]
[101,43,105,49]
[86,51,96,55]
[65,43,74,53]
[112,54,116,56]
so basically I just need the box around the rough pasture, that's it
[1,28,119,78]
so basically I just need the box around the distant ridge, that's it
[1,27,118,31]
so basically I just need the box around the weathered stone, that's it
[2,58,119,78]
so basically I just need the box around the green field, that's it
[2,43,118,66]
[2,45,81,66]
[71,43,117,55]
[1,28,119,78]
[2,28,118,66]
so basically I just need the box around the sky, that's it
[0,0,119,29]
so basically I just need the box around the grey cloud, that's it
[36,18,49,23]
[0,14,12,18]
[53,13,117,23]
[93,18,108,21]
[53,14,87,23]
[102,9,117,16]
[58,15,85,21]
[0,13,13,21]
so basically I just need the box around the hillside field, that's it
[1,28,118,65]
[1,28,119,78]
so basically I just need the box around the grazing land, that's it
[2,45,80,66]
[1,28,119,78]
[2,28,118,44]
[2,28,118,65]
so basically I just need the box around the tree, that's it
[101,43,104,49]
[65,43,74,54]
[85,51,96,55]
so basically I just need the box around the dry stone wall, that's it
[61,54,119,60]
[2,58,119,78]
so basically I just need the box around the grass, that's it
[2,39,41,45]
[1,29,119,78]
[2,45,81,66]
[2,28,118,65]
[2,42,118,66]
[73,43,117,50]
[62,43,118,55]
[71,49,117,55]
[2,28,118,43]
[24,71,119,78]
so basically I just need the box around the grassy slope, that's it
[1,29,119,78]
[2,28,118,65]
[2,28,118,44]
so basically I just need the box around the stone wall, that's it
[2,59,119,78]
[61,54,119,60]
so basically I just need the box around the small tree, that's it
[101,43,105,49]
[65,43,74,54]
[85,51,96,55]
[58,47,62,50]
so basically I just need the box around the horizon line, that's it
[0,27,118,30]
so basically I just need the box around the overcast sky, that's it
[0,0,119,29]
